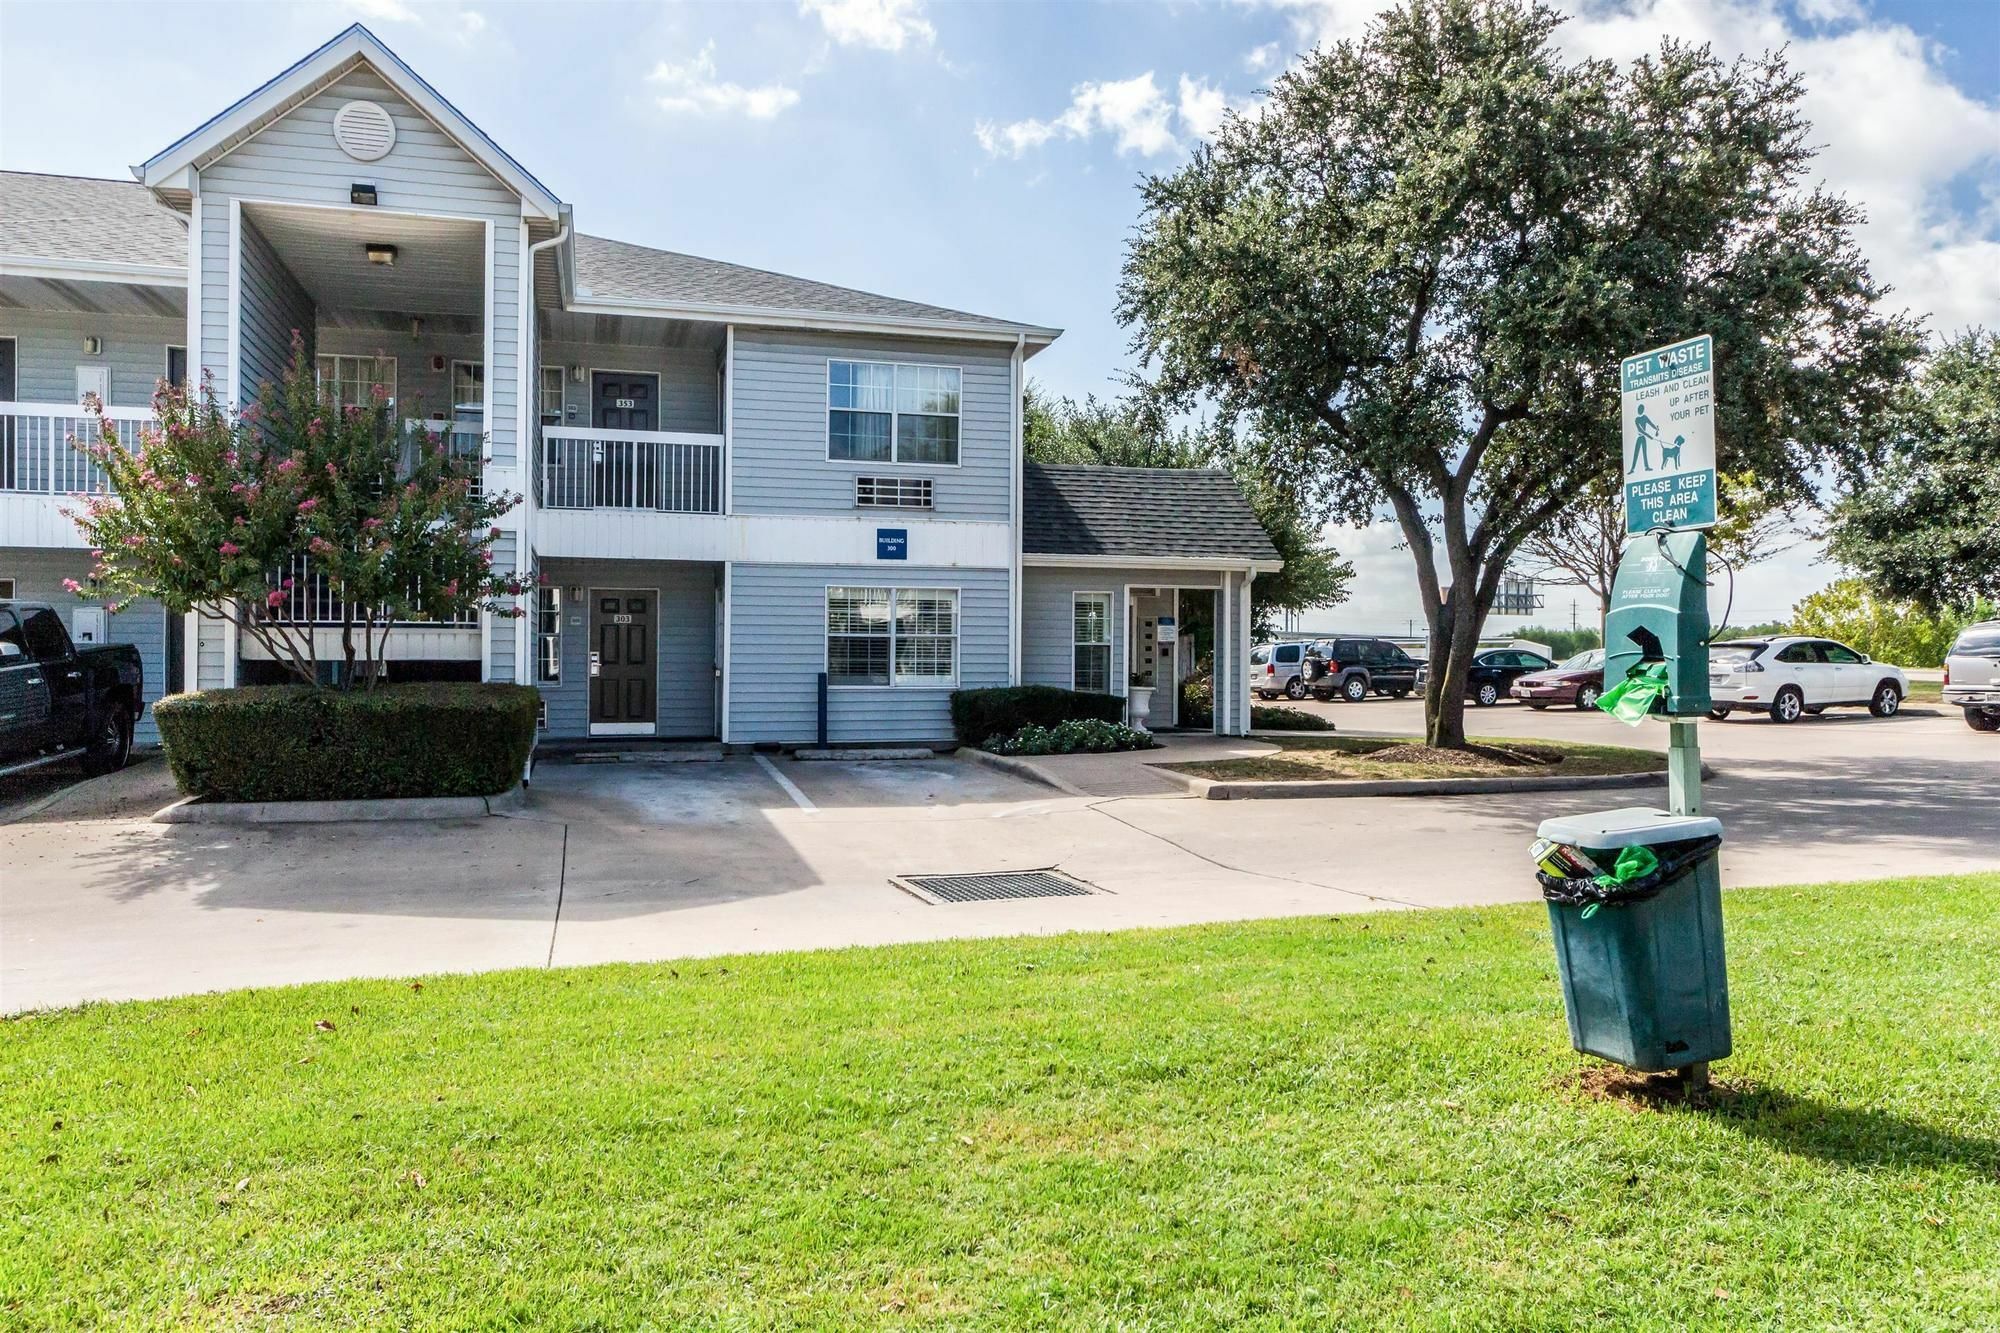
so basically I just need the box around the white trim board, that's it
[1023,553,1285,574]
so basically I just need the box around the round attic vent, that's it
[332,100,396,162]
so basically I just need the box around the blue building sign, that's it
[876,528,908,561]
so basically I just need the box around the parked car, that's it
[1510,648,1605,710]
[1462,648,1555,706]
[1251,641,1321,700]
[1706,636,1907,723]
[0,600,144,779]
[1943,619,2000,732]
[1306,637,1419,702]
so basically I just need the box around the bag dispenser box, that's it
[1605,530,1711,718]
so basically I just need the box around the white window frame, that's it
[539,364,565,426]
[451,359,485,417]
[824,584,960,689]
[535,584,561,684]
[825,359,962,468]
[1072,592,1113,694]
[315,353,397,411]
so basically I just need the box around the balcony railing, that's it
[0,405,485,499]
[264,553,479,628]
[0,401,153,494]
[538,426,723,513]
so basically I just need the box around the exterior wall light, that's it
[366,244,397,266]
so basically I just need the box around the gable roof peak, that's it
[134,23,561,220]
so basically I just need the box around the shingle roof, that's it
[0,172,187,269]
[1023,464,1282,564]
[574,233,1051,334]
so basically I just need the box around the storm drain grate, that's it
[893,869,1103,905]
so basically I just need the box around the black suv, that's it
[1307,637,1420,702]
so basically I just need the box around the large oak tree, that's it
[1119,0,1919,746]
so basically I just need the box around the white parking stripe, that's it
[752,753,817,812]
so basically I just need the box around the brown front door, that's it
[591,590,656,731]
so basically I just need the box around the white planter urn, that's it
[1126,685,1156,732]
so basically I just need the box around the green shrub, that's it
[1252,705,1332,731]
[984,718,1159,756]
[1180,674,1215,729]
[950,685,1125,745]
[155,683,539,802]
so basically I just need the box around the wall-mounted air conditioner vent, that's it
[855,476,933,509]
[333,101,397,163]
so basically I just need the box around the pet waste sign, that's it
[1621,334,1716,535]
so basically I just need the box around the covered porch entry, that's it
[531,558,721,740]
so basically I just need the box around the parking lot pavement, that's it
[4,704,1994,1011]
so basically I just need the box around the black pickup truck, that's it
[0,600,143,778]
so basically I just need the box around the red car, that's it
[1508,648,1605,710]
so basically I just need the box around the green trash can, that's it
[1535,807,1730,1073]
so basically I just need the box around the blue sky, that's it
[3,0,1995,631]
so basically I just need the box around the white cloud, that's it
[800,0,934,52]
[977,71,1181,158]
[978,70,1261,159]
[649,43,800,120]
[1796,0,1865,24]
[1244,41,1283,73]
[1176,75,1232,140]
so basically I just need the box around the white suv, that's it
[1707,636,1908,723]
[1943,620,2000,732]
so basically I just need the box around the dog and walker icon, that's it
[1629,402,1684,474]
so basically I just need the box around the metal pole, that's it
[1667,719,1701,816]
[816,671,829,748]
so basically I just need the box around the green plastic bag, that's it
[1578,844,1662,918]
[1596,662,1669,726]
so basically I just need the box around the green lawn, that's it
[1169,733,1666,782]
[6,875,1999,1329]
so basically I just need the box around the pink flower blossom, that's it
[297,498,319,513]
[362,517,384,531]
[61,578,84,593]
[185,474,203,487]
[122,534,144,549]
[276,458,300,475]
[266,589,288,609]
[219,541,241,556]
[309,537,335,556]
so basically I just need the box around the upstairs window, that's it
[452,361,485,421]
[828,360,961,465]
[316,354,396,412]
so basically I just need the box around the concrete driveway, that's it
[3,701,1995,1011]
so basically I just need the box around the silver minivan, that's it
[1944,619,2000,732]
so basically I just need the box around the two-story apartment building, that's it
[1,25,1276,747]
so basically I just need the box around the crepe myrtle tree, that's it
[68,338,528,689]
[1119,0,1920,747]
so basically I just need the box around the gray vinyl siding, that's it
[730,331,1013,522]
[486,532,518,682]
[727,564,1009,745]
[539,340,721,434]
[0,548,170,741]
[0,311,183,408]
[195,65,525,467]
[236,211,314,400]
[536,560,719,739]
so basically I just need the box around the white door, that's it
[1816,640,1862,701]
[1774,641,1828,704]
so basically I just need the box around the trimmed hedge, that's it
[155,683,539,802]
[950,685,1125,745]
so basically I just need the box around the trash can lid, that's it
[1535,805,1723,848]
